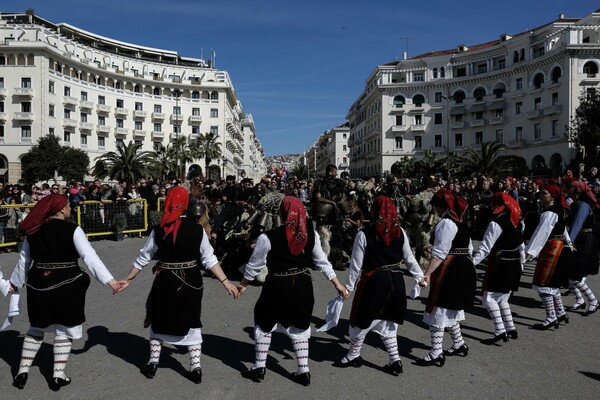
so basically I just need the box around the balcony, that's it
[115,127,129,137]
[543,104,562,115]
[114,107,129,117]
[411,124,425,132]
[14,88,34,97]
[170,114,184,123]
[79,122,94,131]
[451,121,465,129]
[389,107,405,115]
[152,112,165,120]
[133,110,147,119]
[14,112,34,121]
[508,140,527,148]
[96,104,111,113]
[470,119,486,127]
[189,115,203,123]
[97,125,111,135]
[527,109,543,119]
[79,100,94,110]
[151,131,164,139]
[133,129,146,138]
[63,118,78,128]
[0,112,6,120]
[20,137,33,144]
[490,116,506,125]
[391,125,408,133]
[63,96,78,106]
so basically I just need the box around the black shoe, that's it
[506,329,518,339]
[291,371,311,386]
[382,360,403,376]
[188,368,202,384]
[49,376,71,392]
[586,301,598,316]
[481,332,508,345]
[557,314,569,324]
[241,367,266,382]
[532,319,559,330]
[332,356,364,368]
[415,353,445,367]
[140,363,158,379]
[444,343,469,357]
[12,372,28,389]
[570,301,585,311]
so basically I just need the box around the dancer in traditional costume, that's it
[117,187,239,383]
[8,194,120,391]
[524,185,572,329]
[565,180,599,315]
[237,196,345,386]
[472,192,525,344]
[333,196,423,375]
[417,189,476,367]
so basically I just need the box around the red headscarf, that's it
[160,186,189,243]
[19,194,68,236]
[533,178,545,188]
[281,196,308,256]
[570,181,600,210]
[561,176,577,186]
[430,189,468,222]
[491,192,521,227]
[544,184,570,210]
[374,195,401,246]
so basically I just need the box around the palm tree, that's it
[190,132,222,178]
[149,144,175,181]
[93,141,155,183]
[290,164,309,180]
[452,141,528,180]
[171,136,194,180]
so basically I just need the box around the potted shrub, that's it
[111,214,127,241]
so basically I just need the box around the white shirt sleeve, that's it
[402,228,424,282]
[9,238,33,288]
[244,233,271,281]
[346,230,367,291]
[311,230,336,281]
[73,227,114,284]
[133,230,158,270]
[472,221,502,266]
[199,228,219,270]
[525,210,558,258]
[431,219,458,260]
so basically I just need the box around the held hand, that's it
[115,280,131,293]
[342,289,352,301]
[419,275,430,288]
[223,281,240,299]
[236,285,248,297]
[108,279,121,294]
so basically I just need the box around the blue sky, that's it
[2,1,598,156]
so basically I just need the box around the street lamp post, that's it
[173,89,181,180]
[442,90,452,182]
[222,156,227,180]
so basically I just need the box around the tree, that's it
[149,144,175,181]
[171,136,194,180]
[190,133,222,178]
[290,164,309,180]
[567,88,600,167]
[452,141,528,180]
[21,135,89,183]
[92,141,155,183]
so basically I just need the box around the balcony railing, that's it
[97,125,111,134]
[63,96,78,105]
[79,122,95,131]
[151,131,164,138]
[63,118,78,127]
[114,107,129,116]
[79,100,94,110]
[133,110,147,118]
[543,104,561,115]
[469,119,486,127]
[451,121,465,129]
[527,109,543,119]
[152,112,165,120]
[14,112,34,121]
[133,129,146,138]
[0,112,6,120]
[489,116,505,125]
[189,115,202,123]
[14,88,34,97]
[391,125,408,133]
[115,127,129,137]
[97,104,111,113]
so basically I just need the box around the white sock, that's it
[17,334,44,375]
[53,336,72,379]
[540,294,556,324]
[447,323,465,349]
[148,338,162,365]
[499,300,515,331]
[429,326,444,358]
[254,330,272,369]
[187,344,202,372]
[381,335,400,364]
[291,338,309,374]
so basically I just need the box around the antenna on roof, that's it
[399,37,409,59]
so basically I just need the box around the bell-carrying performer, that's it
[8,194,120,391]
[472,192,525,344]
[237,196,345,386]
[524,185,572,330]
[333,196,423,375]
[417,189,476,367]
[117,187,239,383]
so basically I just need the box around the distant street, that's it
[0,237,599,400]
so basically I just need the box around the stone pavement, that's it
[0,237,599,400]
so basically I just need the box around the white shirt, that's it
[430,217,473,261]
[472,219,526,266]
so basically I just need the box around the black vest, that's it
[154,218,204,262]
[548,204,568,236]
[430,216,471,249]
[361,225,405,271]
[28,219,79,262]
[265,226,315,272]
[492,212,524,250]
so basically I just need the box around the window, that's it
[343,145,347,151]
[116,138,124,147]
[98,136,105,148]
[433,68,438,79]
[98,115,105,126]
[455,133,463,147]
[154,123,162,132]
[456,67,466,77]
[154,104,162,113]
[415,136,422,149]
[153,141,161,151]
[135,121,143,130]
[173,106,181,115]
[81,92,88,101]
[552,120,559,137]
[0,101,3,112]
[434,135,442,147]
[473,87,486,101]
[496,129,504,143]
[80,113,87,123]
[49,80,55,93]
[20,102,31,112]
[64,86,71,96]
[434,113,443,124]
[210,108,218,118]
[135,140,142,147]
[414,115,423,125]
[515,102,523,115]
[395,137,403,149]
[49,127,54,136]
[192,107,200,116]
[474,111,484,120]
[413,94,425,106]
[0,125,4,141]
[80,134,87,146]
[583,61,598,77]
[343,133,347,139]
[515,126,523,140]
[475,131,483,145]
[454,114,463,122]
[63,130,71,143]
[498,59,506,69]
[515,78,523,90]
[534,97,542,110]
[116,99,124,108]
[440,67,445,78]
[174,125,181,134]
[210,126,219,135]
[21,78,32,88]
[153,87,161,96]
[395,115,403,126]
[64,109,71,119]
[98,95,105,105]
[192,91,200,99]
[477,64,487,74]
[413,72,424,82]
[135,102,143,111]
[533,123,542,140]
[435,92,443,103]
[552,92,559,105]
[192,125,200,134]
[210,92,219,100]
[116,119,124,128]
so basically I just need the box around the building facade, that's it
[304,123,349,178]
[346,10,600,178]
[0,12,265,183]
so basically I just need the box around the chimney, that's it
[403,51,408,60]
[559,12,565,19]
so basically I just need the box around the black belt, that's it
[35,262,78,270]
[271,267,309,277]
[580,229,593,233]
[448,248,470,255]
[549,235,565,240]
[157,260,197,270]
[376,263,402,272]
